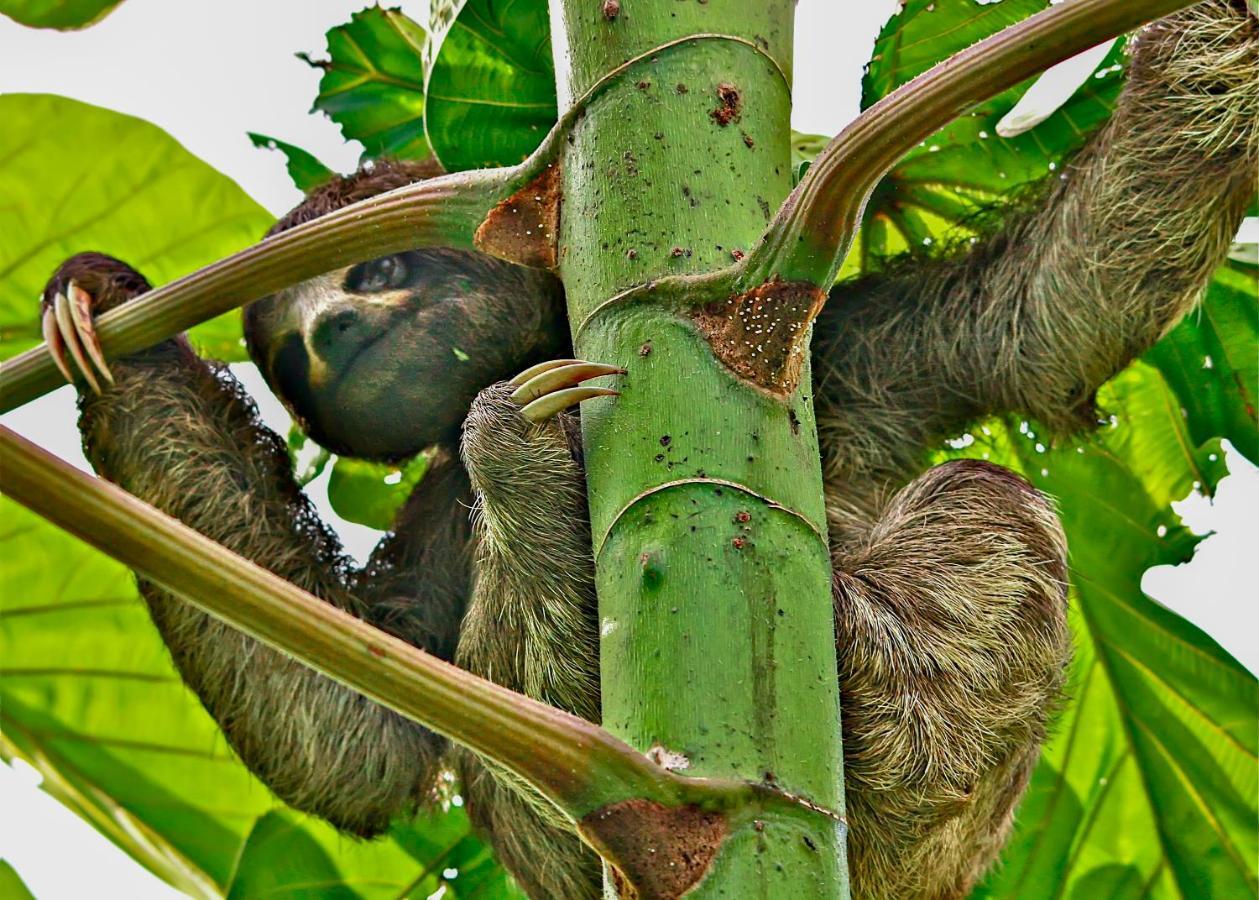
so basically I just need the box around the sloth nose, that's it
[307,306,369,382]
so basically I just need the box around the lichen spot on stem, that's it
[474,165,561,269]
[691,277,826,398]
[579,799,726,899]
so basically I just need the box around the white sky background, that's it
[1,1,1255,897]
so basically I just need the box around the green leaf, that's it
[424,0,556,171]
[0,0,123,29]
[304,7,431,163]
[328,453,430,531]
[0,497,510,897]
[858,0,1125,267]
[1145,262,1259,468]
[0,861,37,900]
[289,425,332,488]
[0,94,273,364]
[247,132,336,193]
[225,811,352,900]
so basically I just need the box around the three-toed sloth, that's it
[38,4,1255,897]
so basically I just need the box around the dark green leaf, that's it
[0,94,273,364]
[424,0,556,171]
[859,0,1125,267]
[304,7,431,162]
[247,132,336,193]
[225,811,358,900]
[0,0,122,29]
[327,453,430,531]
[1144,261,1259,468]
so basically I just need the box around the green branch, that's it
[0,167,514,413]
[0,424,838,893]
[0,424,645,815]
[741,0,1200,288]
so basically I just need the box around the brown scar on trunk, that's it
[474,165,561,269]
[691,277,826,398]
[710,82,742,127]
[579,798,726,899]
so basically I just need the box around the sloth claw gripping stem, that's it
[509,359,623,422]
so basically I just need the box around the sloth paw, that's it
[508,359,623,423]
[41,280,113,394]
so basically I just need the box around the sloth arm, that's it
[56,259,473,837]
[812,0,1257,489]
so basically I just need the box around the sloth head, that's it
[244,161,568,461]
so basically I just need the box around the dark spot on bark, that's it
[676,83,689,94]
[710,82,742,126]
[473,166,560,268]
[803,835,818,851]
[691,278,826,398]
[639,551,664,590]
[579,798,726,898]
[636,79,651,90]
[789,408,802,434]
[660,435,671,447]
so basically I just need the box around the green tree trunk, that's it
[551,2,847,895]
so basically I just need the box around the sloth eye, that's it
[348,255,410,293]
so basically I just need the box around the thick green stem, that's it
[552,2,846,896]
[744,0,1200,287]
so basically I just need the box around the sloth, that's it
[37,4,1255,898]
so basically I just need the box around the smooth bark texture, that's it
[550,2,847,895]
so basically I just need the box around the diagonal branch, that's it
[0,423,647,815]
[0,163,539,414]
[0,425,840,893]
[740,0,1200,289]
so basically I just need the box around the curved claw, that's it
[521,386,619,423]
[52,291,102,394]
[510,362,625,405]
[66,281,114,386]
[509,358,585,386]
[41,304,76,387]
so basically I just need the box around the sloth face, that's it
[244,249,567,461]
